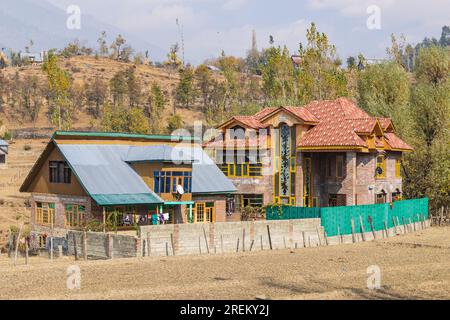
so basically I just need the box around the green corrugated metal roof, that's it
[91,193,164,206]
[53,131,200,142]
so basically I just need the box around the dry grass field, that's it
[0,139,47,233]
[1,56,209,133]
[0,226,449,300]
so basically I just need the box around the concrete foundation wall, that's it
[67,230,137,259]
[140,218,323,257]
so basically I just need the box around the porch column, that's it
[189,204,193,223]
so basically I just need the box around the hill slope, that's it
[0,55,214,135]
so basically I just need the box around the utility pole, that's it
[176,18,185,67]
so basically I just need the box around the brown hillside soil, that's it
[1,56,208,134]
[0,139,47,233]
[0,226,449,300]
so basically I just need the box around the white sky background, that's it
[46,0,450,64]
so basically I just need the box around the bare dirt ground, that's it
[0,139,47,234]
[0,226,449,300]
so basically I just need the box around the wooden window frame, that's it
[326,156,333,178]
[336,155,344,178]
[49,161,71,184]
[65,204,86,228]
[395,158,401,178]
[36,202,55,226]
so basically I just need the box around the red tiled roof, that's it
[214,97,412,152]
[284,106,320,123]
[384,132,413,150]
[350,118,377,134]
[254,107,277,120]
[232,116,268,129]
[377,118,393,131]
[298,98,412,150]
[299,98,369,147]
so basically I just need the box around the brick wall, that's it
[30,193,92,230]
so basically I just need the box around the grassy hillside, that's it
[0,55,215,136]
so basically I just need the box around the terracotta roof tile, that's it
[254,107,277,120]
[384,132,413,150]
[283,106,319,123]
[231,116,267,129]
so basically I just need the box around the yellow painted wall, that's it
[131,162,193,202]
[28,147,87,196]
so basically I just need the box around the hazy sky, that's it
[47,0,449,64]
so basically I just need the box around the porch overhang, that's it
[91,193,164,206]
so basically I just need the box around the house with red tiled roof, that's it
[204,97,412,214]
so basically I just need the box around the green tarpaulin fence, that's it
[266,198,429,237]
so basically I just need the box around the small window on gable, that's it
[49,161,71,184]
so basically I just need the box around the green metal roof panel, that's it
[91,193,164,206]
[53,131,200,142]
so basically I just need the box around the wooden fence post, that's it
[384,220,389,238]
[249,240,254,252]
[402,217,407,234]
[359,215,366,242]
[14,224,23,266]
[267,225,273,250]
[392,216,398,234]
[170,233,175,256]
[147,232,151,257]
[83,231,88,260]
[73,233,78,261]
[236,238,240,253]
[337,226,341,244]
[368,215,376,240]
[350,218,356,243]
[202,227,210,254]
[242,228,246,252]
[302,231,306,248]
[316,227,322,246]
[25,239,29,265]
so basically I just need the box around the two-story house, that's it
[204,98,412,215]
[20,131,236,235]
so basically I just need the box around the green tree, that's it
[101,103,149,134]
[403,46,450,209]
[414,45,450,85]
[86,75,108,118]
[357,61,411,136]
[175,66,196,110]
[166,114,184,133]
[294,22,348,103]
[147,83,166,134]
[110,70,128,106]
[42,53,73,129]
[261,45,295,102]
